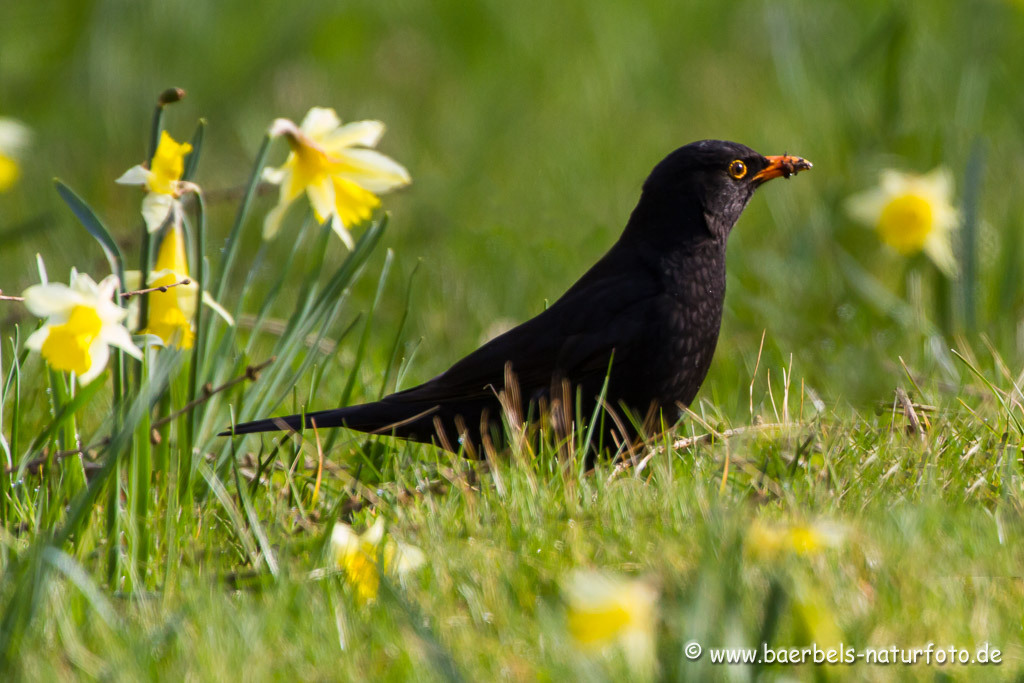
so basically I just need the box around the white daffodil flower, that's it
[330,518,425,603]
[846,167,959,276]
[263,107,411,248]
[0,117,31,193]
[116,131,196,233]
[23,269,142,384]
[746,519,847,562]
[564,569,658,674]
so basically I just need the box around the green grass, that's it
[8,393,1024,680]
[2,0,1024,680]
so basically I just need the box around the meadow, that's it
[1,0,1023,680]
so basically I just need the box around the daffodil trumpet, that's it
[116,130,198,234]
[846,167,959,277]
[124,225,233,349]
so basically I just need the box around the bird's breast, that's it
[649,243,728,407]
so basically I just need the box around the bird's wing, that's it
[382,258,661,407]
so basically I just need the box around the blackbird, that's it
[223,140,811,452]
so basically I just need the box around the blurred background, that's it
[2,0,1022,417]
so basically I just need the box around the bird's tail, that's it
[218,401,440,439]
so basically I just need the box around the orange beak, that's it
[752,154,813,184]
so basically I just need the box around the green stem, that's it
[183,192,208,503]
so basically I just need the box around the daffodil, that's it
[116,131,196,233]
[791,579,844,651]
[23,269,142,384]
[746,520,846,562]
[0,117,31,193]
[564,570,657,673]
[124,225,233,348]
[846,167,959,276]
[263,107,411,248]
[330,518,425,603]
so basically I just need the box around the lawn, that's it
[1,1,1023,680]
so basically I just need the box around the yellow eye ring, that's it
[728,160,747,179]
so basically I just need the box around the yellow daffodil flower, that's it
[564,570,658,674]
[0,117,31,193]
[124,226,234,348]
[263,107,411,248]
[746,520,846,562]
[116,131,196,233]
[846,168,959,276]
[23,269,142,384]
[792,579,844,651]
[330,518,425,603]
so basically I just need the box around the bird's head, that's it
[628,139,812,244]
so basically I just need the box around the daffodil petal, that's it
[306,179,337,224]
[95,274,121,302]
[78,340,109,384]
[102,321,143,360]
[24,325,51,352]
[69,270,99,296]
[390,541,425,574]
[177,290,199,320]
[337,148,411,193]
[142,193,175,234]
[300,107,342,139]
[115,165,152,187]
[22,283,79,318]
[123,270,144,291]
[263,199,293,240]
[201,290,235,326]
[845,188,886,227]
[35,254,48,285]
[262,166,287,185]
[331,523,361,560]
[922,167,952,195]
[363,518,386,546]
[563,569,657,667]
[0,118,31,151]
[323,120,386,151]
[95,301,129,327]
[925,234,958,277]
[329,215,355,250]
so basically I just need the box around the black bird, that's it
[223,140,811,452]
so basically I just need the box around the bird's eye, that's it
[728,160,747,179]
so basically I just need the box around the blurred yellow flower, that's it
[116,131,196,233]
[124,226,233,348]
[846,168,958,276]
[564,570,657,673]
[746,520,846,562]
[23,269,142,384]
[0,117,31,193]
[330,518,425,603]
[263,107,411,248]
[792,580,844,651]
